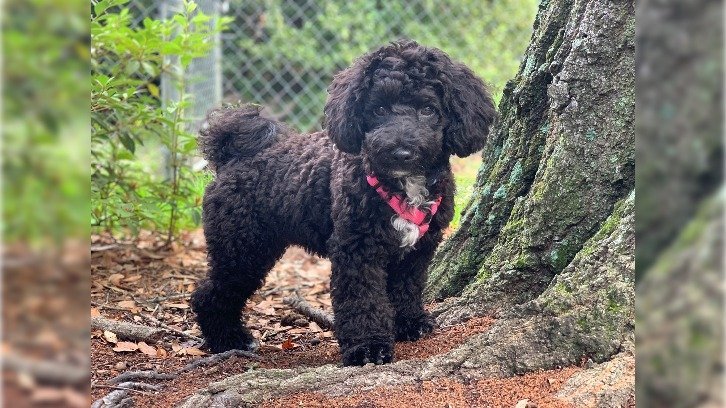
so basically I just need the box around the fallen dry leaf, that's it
[123,274,142,283]
[137,342,157,357]
[16,371,35,389]
[183,347,207,356]
[31,387,66,404]
[108,273,125,286]
[62,388,88,408]
[281,337,295,350]
[90,307,101,318]
[117,300,135,308]
[103,331,118,344]
[156,348,168,358]
[112,341,139,352]
[116,300,141,313]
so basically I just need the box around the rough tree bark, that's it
[636,190,724,407]
[179,0,635,405]
[426,0,634,311]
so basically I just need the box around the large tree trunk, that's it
[425,0,634,309]
[178,0,635,406]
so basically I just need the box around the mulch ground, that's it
[263,367,580,408]
[3,241,90,407]
[85,231,584,407]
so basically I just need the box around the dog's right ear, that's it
[324,58,374,154]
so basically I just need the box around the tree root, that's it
[108,370,178,384]
[283,294,334,330]
[91,382,161,408]
[92,349,260,407]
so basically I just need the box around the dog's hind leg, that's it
[191,232,285,353]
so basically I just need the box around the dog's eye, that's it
[419,106,436,117]
[374,106,388,116]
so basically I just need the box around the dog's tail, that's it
[199,105,285,170]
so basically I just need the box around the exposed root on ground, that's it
[91,382,161,408]
[92,349,260,407]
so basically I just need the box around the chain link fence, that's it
[130,0,533,132]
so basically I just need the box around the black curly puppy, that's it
[191,40,496,366]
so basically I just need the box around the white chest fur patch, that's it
[391,216,420,247]
[390,176,434,248]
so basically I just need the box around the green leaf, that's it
[93,0,112,16]
[191,208,201,225]
[124,60,140,75]
[185,1,198,14]
[141,61,157,77]
[147,83,160,98]
[118,134,135,153]
[116,149,134,160]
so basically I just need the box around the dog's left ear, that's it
[442,63,498,157]
[323,58,374,154]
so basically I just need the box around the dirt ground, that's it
[3,241,90,407]
[87,231,589,407]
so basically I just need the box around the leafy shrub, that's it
[91,0,229,241]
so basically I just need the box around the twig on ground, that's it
[138,313,203,343]
[181,349,260,372]
[283,294,334,330]
[109,370,178,384]
[91,244,119,252]
[92,301,133,312]
[260,285,295,298]
[91,316,165,343]
[3,354,89,385]
[144,293,191,303]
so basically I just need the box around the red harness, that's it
[366,174,442,238]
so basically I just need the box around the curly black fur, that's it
[191,40,496,366]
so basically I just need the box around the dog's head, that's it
[324,40,497,179]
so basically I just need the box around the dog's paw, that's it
[341,338,394,366]
[395,313,435,342]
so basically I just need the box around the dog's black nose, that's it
[391,148,415,162]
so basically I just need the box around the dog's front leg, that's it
[329,236,395,366]
[387,234,439,342]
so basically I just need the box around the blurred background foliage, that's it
[223,0,537,131]
[2,0,89,245]
[88,0,537,240]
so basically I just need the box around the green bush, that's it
[91,0,229,241]
[2,0,89,245]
